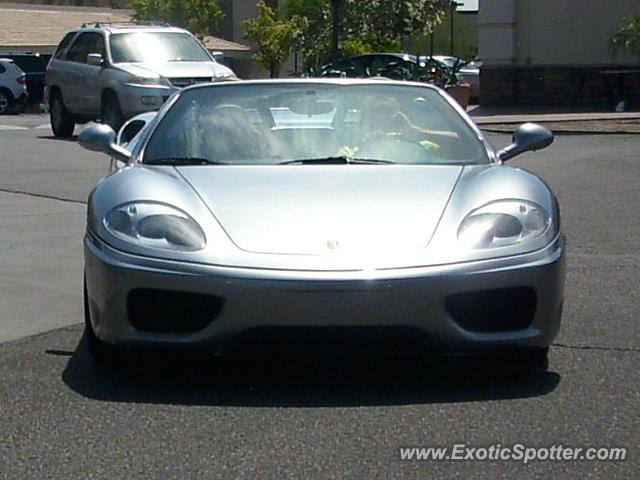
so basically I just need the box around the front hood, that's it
[117,61,232,79]
[178,166,462,256]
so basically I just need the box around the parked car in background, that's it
[320,53,457,88]
[45,22,237,137]
[0,58,28,114]
[432,56,480,99]
[78,79,563,366]
[0,51,47,104]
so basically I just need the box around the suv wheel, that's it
[0,89,12,115]
[50,92,75,137]
[102,93,124,131]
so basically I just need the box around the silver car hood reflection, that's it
[177,165,463,255]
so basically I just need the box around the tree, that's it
[243,1,306,77]
[281,0,333,70]
[611,15,640,59]
[281,0,449,70]
[131,0,224,39]
[340,33,401,58]
[343,0,449,41]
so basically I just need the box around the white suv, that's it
[45,23,237,137]
[0,58,28,114]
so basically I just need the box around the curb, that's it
[480,127,640,136]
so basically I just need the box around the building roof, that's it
[0,3,132,48]
[0,2,251,54]
[202,35,252,53]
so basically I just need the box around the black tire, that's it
[101,92,124,131]
[50,92,75,137]
[0,89,12,115]
[84,280,122,364]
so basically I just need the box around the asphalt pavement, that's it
[0,114,638,478]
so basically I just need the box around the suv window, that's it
[53,33,76,60]
[109,32,210,63]
[0,63,5,74]
[66,32,105,63]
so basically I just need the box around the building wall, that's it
[220,0,283,79]
[479,0,640,107]
[518,0,638,66]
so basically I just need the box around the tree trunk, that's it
[331,0,342,62]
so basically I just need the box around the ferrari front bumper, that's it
[84,232,565,356]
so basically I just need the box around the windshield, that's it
[143,83,488,166]
[109,32,211,64]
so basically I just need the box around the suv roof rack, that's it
[81,21,172,28]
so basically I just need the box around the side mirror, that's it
[211,51,225,63]
[497,123,554,162]
[78,124,131,163]
[86,53,104,67]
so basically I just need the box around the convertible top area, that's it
[141,80,489,166]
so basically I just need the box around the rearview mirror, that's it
[289,98,335,115]
[78,124,131,163]
[497,123,554,162]
[86,53,104,67]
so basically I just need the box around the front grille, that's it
[445,287,537,333]
[127,289,224,334]
[168,77,213,88]
[227,326,437,357]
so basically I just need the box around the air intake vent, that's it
[446,287,537,333]
[127,289,224,334]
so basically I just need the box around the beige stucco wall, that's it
[231,0,259,47]
[480,0,639,66]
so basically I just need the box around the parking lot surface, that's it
[0,116,638,478]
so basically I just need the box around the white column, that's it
[478,0,517,65]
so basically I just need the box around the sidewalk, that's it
[467,105,640,133]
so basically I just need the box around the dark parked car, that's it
[0,52,47,104]
[320,53,458,88]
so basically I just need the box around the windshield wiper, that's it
[348,158,395,165]
[145,157,230,166]
[280,156,394,165]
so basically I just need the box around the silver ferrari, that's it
[79,79,565,364]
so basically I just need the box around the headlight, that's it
[457,200,551,249]
[126,75,169,87]
[214,71,237,81]
[104,202,205,251]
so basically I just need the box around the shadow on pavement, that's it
[62,333,560,407]
[38,135,77,142]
